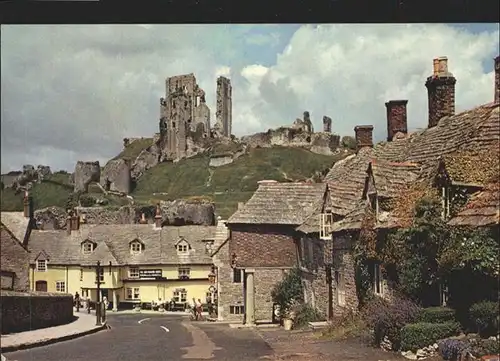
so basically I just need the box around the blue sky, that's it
[1,23,499,172]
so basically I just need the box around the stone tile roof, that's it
[227,182,327,225]
[448,182,500,227]
[330,199,368,232]
[27,225,218,266]
[326,103,499,229]
[369,159,421,198]
[295,213,321,234]
[0,212,29,243]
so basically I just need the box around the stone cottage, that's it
[222,180,328,324]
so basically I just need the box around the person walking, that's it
[74,292,81,312]
[195,298,203,321]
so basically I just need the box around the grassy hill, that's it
[1,147,351,218]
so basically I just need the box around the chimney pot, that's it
[494,55,499,104]
[425,56,456,128]
[354,125,374,151]
[385,100,408,141]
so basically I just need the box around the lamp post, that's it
[95,261,102,326]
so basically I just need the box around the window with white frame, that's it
[335,270,346,306]
[82,242,94,255]
[173,289,187,303]
[230,305,245,314]
[129,267,139,278]
[177,243,189,253]
[371,263,384,296]
[320,212,333,239]
[178,268,190,279]
[130,241,142,254]
[56,281,66,293]
[126,287,140,300]
[36,260,47,272]
[95,267,104,283]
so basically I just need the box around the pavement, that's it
[3,313,275,361]
[0,312,108,353]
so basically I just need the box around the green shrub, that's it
[271,268,303,318]
[470,338,500,357]
[293,303,325,328]
[79,194,96,207]
[417,307,456,324]
[400,322,462,352]
[469,301,499,337]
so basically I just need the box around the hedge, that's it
[417,307,456,324]
[400,322,461,352]
[469,301,499,337]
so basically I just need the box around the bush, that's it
[400,322,462,352]
[79,194,96,207]
[470,338,500,358]
[469,301,499,337]
[293,303,325,328]
[362,295,421,350]
[271,268,303,318]
[438,339,470,361]
[418,307,456,324]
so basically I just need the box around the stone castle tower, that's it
[215,76,232,138]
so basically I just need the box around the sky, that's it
[1,24,499,173]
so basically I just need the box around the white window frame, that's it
[129,267,139,279]
[36,260,47,272]
[320,212,333,240]
[178,268,190,279]
[133,287,140,299]
[55,281,66,293]
[130,242,142,254]
[173,289,187,303]
[126,287,133,299]
[82,242,94,255]
[372,263,384,296]
[96,268,104,283]
[177,243,188,253]
[335,270,346,306]
[229,305,245,315]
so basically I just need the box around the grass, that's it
[320,312,369,341]
[1,146,351,219]
[113,138,154,161]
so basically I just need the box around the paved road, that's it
[4,314,274,361]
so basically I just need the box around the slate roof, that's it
[0,212,29,243]
[448,182,500,227]
[325,103,499,231]
[27,224,219,266]
[227,182,327,225]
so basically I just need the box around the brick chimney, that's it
[323,116,332,133]
[425,56,456,128]
[154,204,162,228]
[354,125,374,150]
[495,55,499,104]
[385,100,408,141]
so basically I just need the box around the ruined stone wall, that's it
[159,199,216,226]
[193,103,211,137]
[131,143,161,180]
[215,77,232,137]
[0,228,29,292]
[0,290,73,334]
[323,116,332,133]
[209,155,233,168]
[74,161,100,193]
[100,158,131,194]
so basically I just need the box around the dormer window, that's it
[130,240,143,255]
[81,240,96,255]
[176,238,190,254]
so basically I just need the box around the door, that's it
[35,280,47,292]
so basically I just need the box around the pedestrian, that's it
[74,292,80,312]
[196,298,203,321]
[103,296,109,310]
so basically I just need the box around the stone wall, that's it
[100,158,131,194]
[209,155,233,167]
[160,199,216,226]
[254,268,288,321]
[0,228,29,292]
[0,290,74,334]
[229,224,297,268]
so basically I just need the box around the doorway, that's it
[35,280,47,292]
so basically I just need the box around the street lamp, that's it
[95,261,102,326]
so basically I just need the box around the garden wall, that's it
[0,290,74,334]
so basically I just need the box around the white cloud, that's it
[1,24,498,173]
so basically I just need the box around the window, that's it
[96,268,104,283]
[173,289,187,303]
[177,243,188,253]
[36,260,47,272]
[129,267,139,278]
[320,212,333,239]
[130,241,142,254]
[335,271,346,306]
[229,305,245,315]
[371,263,384,296]
[80,268,83,281]
[56,281,66,293]
[178,268,190,279]
[82,242,94,255]
[232,269,243,283]
[126,287,140,300]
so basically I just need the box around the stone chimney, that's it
[425,56,456,128]
[385,100,408,141]
[494,56,499,104]
[354,125,374,150]
[71,211,80,231]
[323,116,332,133]
[154,204,162,228]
